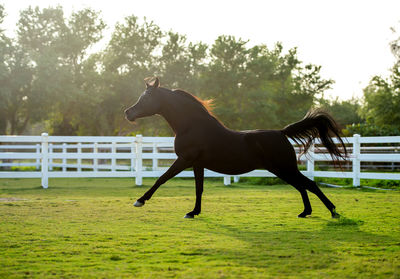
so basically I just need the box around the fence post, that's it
[224,176,231,185]
[307,143,315,180]
[352,134,361,187]
[77,142,82,172]
[135,135,143,186]
[62,143,67,172]
[130,141,135,175]
[36,144,40,170]
[233,176,240,183]
[94,142,98,171]
[152,142,157,171]
[111,141,116,172]
[41,133,49,189]
[49,143,53,171]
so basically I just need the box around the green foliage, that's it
[0,6,106,135]
[320,97,364,129]
[339,64,400,137]
[0,178,399,278]
[3,5,400,137]
[200,40,333,131]
[341,31,400,137]
[360,66,400,128]
[342,123,400,136]
[0,41,33,135]
[361,178,400,189]
[0,5,337,136]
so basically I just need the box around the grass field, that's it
[0,178,399,278]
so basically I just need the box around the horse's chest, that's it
[174,138,203,161]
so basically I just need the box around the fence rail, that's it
[1,133,400,188]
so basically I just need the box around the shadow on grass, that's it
[182,216,393,276]
[0,186,43,193]
[326,216,364,227]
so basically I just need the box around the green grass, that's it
[0,178,399,278]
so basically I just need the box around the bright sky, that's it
[1,0,399,100]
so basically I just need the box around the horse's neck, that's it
[159,104,196,134]
[159,97,218,135]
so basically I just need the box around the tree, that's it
[320,97,364,130]
[15,6,105,135]
[99,22,209,136]
[1,44,34,135]
[360,68,400,127]
[344,22,400,136]
[100,15,164,136]
[357,22,400,132]
[200,36,258,129]
[199,39,333,131]
[15,6,73,134]
[159,31,207,91]
[390,23,400,64]
[51,8,106,135]
[0,4,10,134]
[342,123,400,137]
[0,5,337,136]
[0,5,35,135]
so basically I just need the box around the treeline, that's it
[0,5,399,136]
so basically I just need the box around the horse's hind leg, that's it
[297,188,312,218]
[278,173,312,218]
[286,172,339,218]
[249,130,338,218]
[306,179,340,218]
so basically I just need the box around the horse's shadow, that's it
[182,216,394,274]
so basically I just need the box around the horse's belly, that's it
[201,154,258,175]
[205,165,256,175]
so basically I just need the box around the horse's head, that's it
[125,77,162,122]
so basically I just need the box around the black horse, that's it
[124,77,347,219]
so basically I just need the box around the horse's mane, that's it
[172,89,216,117]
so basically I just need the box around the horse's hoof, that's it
[331,209,340,218]
[298,211,311,218]
[184,214,194,219]
[331,212,340,219]
[134,200,144,207]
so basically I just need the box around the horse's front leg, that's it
[134,157,192,207]
[184,166,204,219]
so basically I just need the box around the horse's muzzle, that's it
[124,108,136,122]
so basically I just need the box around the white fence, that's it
[1,133,400,188]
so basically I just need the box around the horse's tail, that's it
[281,109,348,164]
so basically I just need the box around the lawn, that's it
[0,178,399,278]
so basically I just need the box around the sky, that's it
[1,0,399,100]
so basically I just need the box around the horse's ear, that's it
[153,77,160,88]
[144,77,160,88]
